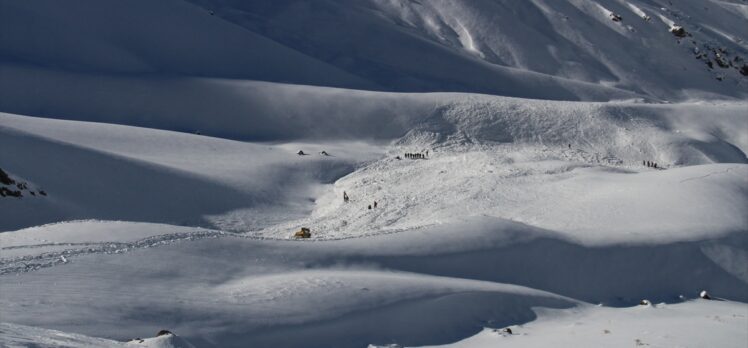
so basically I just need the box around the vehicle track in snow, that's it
[0,230,228,275]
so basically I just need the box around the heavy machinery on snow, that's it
[293,227,311,239]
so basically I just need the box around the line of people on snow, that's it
[643,160,659,169]
[343,191,378,210]
[404,151,428,159]
[297,150,330,156]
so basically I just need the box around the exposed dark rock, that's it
[0,187,22,198]
[0,168,14,186]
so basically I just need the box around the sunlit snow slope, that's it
[1,0,747,347]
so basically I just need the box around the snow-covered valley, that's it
[1,0,747,347]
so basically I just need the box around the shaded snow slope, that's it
[1,72,745,152]
[0,0,372,89]
[3,300,747,348]
[184,0,748,100]
[0,113,385,232]
[3,1,747,100]
[1,93,745,232]
[1,219,746,347]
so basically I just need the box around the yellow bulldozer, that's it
[293,227,311,239]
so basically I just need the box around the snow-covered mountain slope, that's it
[1,1,747,347]
[2,0,746,101]
[0,323,196,348]
[413,299,748,348]
[183,0,748,100]
[2,219,745,347]
[1,94,746,233]
[0,0,371,89]
[4,299,746,348]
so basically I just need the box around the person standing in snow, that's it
[373,201,378,208]
[343,191,349,203]
[368,204,372,210]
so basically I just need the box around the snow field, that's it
[413,299,748,348]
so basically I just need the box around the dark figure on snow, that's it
[568,144,571,149]
[297,150,305,155]
[368,205,372,210]
[396,156,401,160]
[653,163,657,169]
[643,160,646,166]
[373,201,378,208]
[343,191,349,203]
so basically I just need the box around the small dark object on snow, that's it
[373,201,378,208]
[396,156,401,160]
[610,13,622,22]
[368,205,372,210]
[700,290,711,300]
[670,26,687,38]
[639,299,651,306]
[0,187,22,198]
[30,191,36,196]
[297,150,305,155]
[503,328,513,334]
[156,330,173,337]
[39,190,47,196]
[320,151,329,156]
[716,57,729,68]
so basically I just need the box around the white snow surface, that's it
[1,1,748,347]
[412,299,748,348]
[0,323,196,348]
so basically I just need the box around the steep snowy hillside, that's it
[2,95,746,232]
[2,0,747,102]
[186,0,748,99]
[0,0,371,88]
[1,1,747,347]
